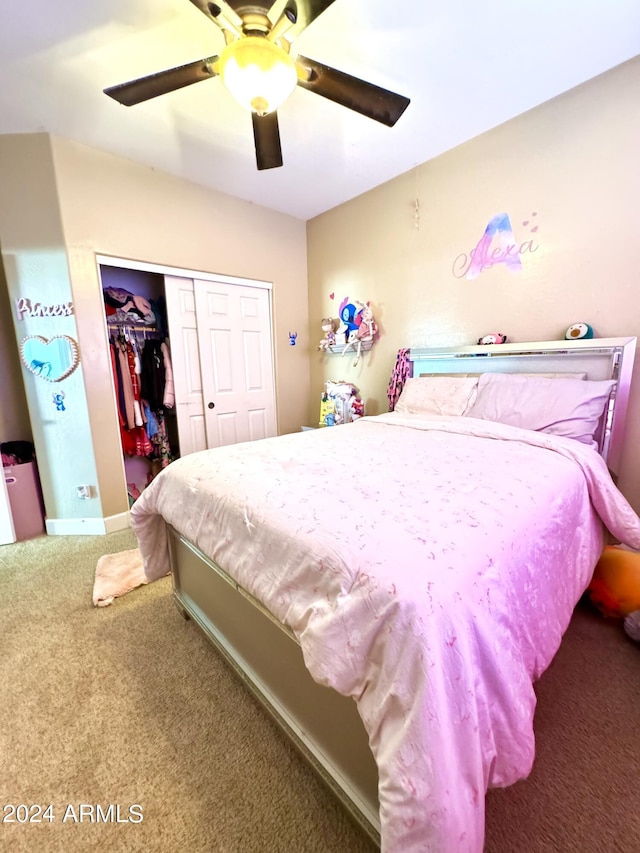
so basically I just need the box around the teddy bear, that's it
[317,318,337,351]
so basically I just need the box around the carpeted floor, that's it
[1,531,639,852]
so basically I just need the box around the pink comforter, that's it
[131,413,640,852]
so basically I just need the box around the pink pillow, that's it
[465,373,615,447]
[395,376,479,417]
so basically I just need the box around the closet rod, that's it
[107,321,160,333]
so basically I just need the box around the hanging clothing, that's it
[105,292,175,477]
[386,347,412,411]
[116,341,136,429]
[143,403,159,440]
[161,341,175,409]
[125,340,145,427]
[120,425,153,458]
[150,415,172,468]
[140,340,166,412]
[109,334,154,457]
[110,342,127,428]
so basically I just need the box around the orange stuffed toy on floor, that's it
[587,546,640,618]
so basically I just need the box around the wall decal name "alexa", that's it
[15,297,75,320]
[452,212,540,280]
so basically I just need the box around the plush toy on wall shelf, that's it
[478,333,508,345]
[351,301,378,366]
[317,298,378,360]
[317,318,337,352]
[565,323,594,340]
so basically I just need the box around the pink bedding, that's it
[131,413,640,852]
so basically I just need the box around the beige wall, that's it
[51,136,309,518]
[307,57,640,511]
[0,134,100,522]
[0,134,309,524]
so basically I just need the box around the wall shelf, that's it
[325,339,374,356]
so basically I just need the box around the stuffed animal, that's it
[323,380,359,424]
[334,317,349,347]
[565,323,594,340]
[338,298,360,337]
[624,611,640,642]
[351,395,364,419]
[478,333,508,345]
[338,329,358,359]
[587,546,640,618]
[356,301,377,340]
[317,318,337,352]
[352,301,378,365]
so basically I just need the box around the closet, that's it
[99,258,277,505]
[101,265,177,504]
[164,273,276,454]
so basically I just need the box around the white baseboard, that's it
[45,511,131,536]
[104,511,131,534]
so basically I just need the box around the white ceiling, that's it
[1,1,639,221]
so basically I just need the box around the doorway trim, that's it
[96,255,272,292]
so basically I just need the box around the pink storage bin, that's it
[4,461,46,541]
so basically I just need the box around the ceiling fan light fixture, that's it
[219,36,297,115]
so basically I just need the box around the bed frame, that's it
[166,336,636,845]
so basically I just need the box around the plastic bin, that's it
[4,461,45,541]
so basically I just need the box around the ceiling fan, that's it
[104,0,410,170]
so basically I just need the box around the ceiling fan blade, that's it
[104,57,219,106]
[295,55,410,127]
[252,111,283,170]
[186,0,243,37]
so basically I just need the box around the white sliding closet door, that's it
[165,274,276,454]
[194,279,276,448]
[165,275,207,455]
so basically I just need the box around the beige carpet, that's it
[92,546,148,607]
[1,531,376,853]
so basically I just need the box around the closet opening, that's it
[97,254,277,513]
[100,264,179,506]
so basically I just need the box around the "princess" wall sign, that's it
[15,297,75,320]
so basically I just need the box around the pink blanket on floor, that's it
[131,414,640,852]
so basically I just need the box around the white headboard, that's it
[408,337,637,477]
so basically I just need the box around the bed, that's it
[130,336,640,852]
